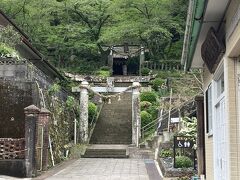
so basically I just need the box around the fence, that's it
[142,60,182,71]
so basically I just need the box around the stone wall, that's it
[0,58,78,176]
[0,81,34,138]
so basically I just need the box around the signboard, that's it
[174,136,194,148]
[201,27,225,74]
[171,117,180,123]
[173,136,196,169]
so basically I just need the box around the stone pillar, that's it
[132,82,141,147]
[24,105,40,177]
[108,46,114,75]
[79,81,89,143]
[195,96,206,176]
[38,108,50,171]
[139,46,145,76]
[123,64,127,76]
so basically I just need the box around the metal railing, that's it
[141,98,196,141]
[88,103,104,142]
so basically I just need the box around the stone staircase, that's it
[83,145,129,158]
[84,92,132,158]
[89,93,132,144]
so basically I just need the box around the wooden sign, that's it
[201,27,225,73]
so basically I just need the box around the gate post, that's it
[38,108,50,171]
[108,46,114,75]
[139,46,145,76]
[24,105,40,177]
[132,82,141,147]
[79,81,89,143]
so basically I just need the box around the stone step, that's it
[83,145,129,158]
[82,154,129,158]
[90,92,132,144]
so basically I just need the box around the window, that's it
[217,73,224,97]
[206,85,213,134]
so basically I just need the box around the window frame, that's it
[206,84,213,136]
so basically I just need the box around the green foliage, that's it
[159,149,173,158]
[179,117,197,139]
[156,70,183,79]
[151,78,166,91]
[48,83,61,95]
[88,102,97,122]
[140,101,152,111]
[0,0,187,73]
[141,67,151,76]
[0,26,21,58]
[141,110,152,127]
[175,156,193,168]
[0,26,20,47]
[177,176,191,180]
[66,96,75,109]
[97,70,110,77]
[0,43,17,57]
[140,91,157,104]
[100,66,110,71]
[146,105,158,120]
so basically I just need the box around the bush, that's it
[140,101,152,110]
[140,91,157,104]
[151,78,166,91]
[141,67,151,76]
[97,70,110,77]
[146,105,159,119]
[100,66,110,71]
[88,102,97,122]
[141,111,152,127]
[159,149,173,158]
[156,70,183,79]
[175,156,193,168]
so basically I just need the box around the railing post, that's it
[24,105,40,177]
[79,81,89,143]
[132,82,141,147]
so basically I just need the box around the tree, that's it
[0,0,188,73]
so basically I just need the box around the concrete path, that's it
[44,158,162,180]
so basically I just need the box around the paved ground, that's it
[44,158,161,180]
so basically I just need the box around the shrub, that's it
[97,70,110,77]
[159,149,173,158]
[146,105,158,119]
[151,78,166,91]
[100,66,110,71]
[175,156,193,168]
[88,102,97,122]
[140,91,157,104]
[141,111,152,127]
[141,67,151,76]
[48,83,61,95]
[140,101,152,111]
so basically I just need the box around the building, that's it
[182,0,240,179]
[0,10,76,177]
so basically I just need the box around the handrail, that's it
[141,108,197,141]
[141,98,195,130]
[140,98,196,140]
[88,102,104,143]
